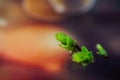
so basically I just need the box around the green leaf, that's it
[56,32,67,45]
[81,46,89,54]
[96,44,108,57]
[56,32,76,51]
[72,46,94,67]
[72,52,85,63]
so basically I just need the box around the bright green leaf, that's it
[72,46,94,67]
[81,46,89,54]
[72,52,85,63]
[96,44,108,57]
[56,32,77,51]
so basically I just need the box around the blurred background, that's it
[0,0,120,80]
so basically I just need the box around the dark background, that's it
[62,0,120,80]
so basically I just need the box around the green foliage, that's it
[72,46,94,67]
[56,32,77,51]
[55,32,108,68]
[96,44,108,57]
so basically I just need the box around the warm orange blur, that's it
[23,0,63,21]
[1,24,70,72]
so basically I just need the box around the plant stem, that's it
[75,44,81,52]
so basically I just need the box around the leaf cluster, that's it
[55,32,108,67]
